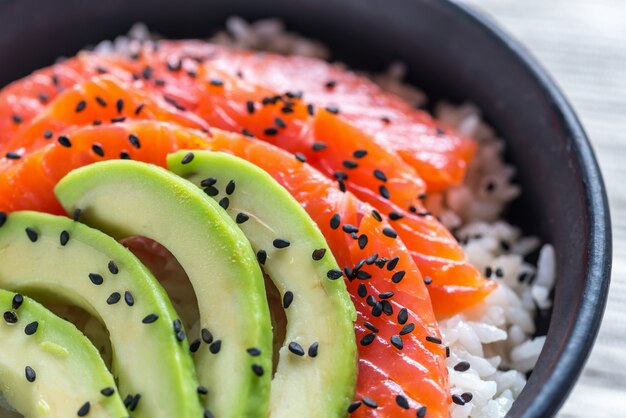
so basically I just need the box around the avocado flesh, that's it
[0,289,126,417]
[0,211,203,418]
[168,151,358,418]
[55,160,273,418]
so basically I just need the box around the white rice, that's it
[208,19,555,418]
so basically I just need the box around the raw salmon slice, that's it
[0,121,209,214]
[1,75,209,166]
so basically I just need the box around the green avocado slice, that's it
[168,151,358,418]
[55,160,273,418]
[0,289,126,417]
[0,211,203,418]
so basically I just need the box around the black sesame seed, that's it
[123,395,133,408]
[379,291,394,299]
[325,80,337,89]
[88,273,103,285]
[386,257,400,271]
[454,361,470,372]
[204,186,219,197]
[124,291,134,306]
[100,387,115,397]
[365,253,378,265]
[95,96,107,107]
[355,270,372,280]
[307,103,315,116]
[327,269,343,280]
[425,336,442,345]
[381,300,393,315]
[283,291,294,309]
[416,406,428,418]
[0,212,6,228]
[209,78,224,86]
[281,106,293,114]
[59,230,70,246]
[58,135,72,147]
[5,152,21,160]
[343,160,358,169]
[189,339,201,353]
[397,308,408,324]
[371,210,382,222]
[129,394,141,411]
[452,394,465,406]
[176,330,186,342]
[495,268,504,278]
[294,152,307,163]
[366,295,376,307]
[373,169,387,182]
[181,152,194,164]
[201,328,213,344]
[308,342,319,357]
[75,100,87,113]
[288,341,305,356]
[371,302,383,317]
[25,366,36,382]
[362,397,377,408]
[423,276,433,285]
[396,395,410,409]
[312,142,326,151]
[341,224,358,234]
[360,333,375,346]
[218,197,230,210]
[11,114,22,124]
[274,117,286,128]
[107,292,121,305]
[485,266,493,278]
[24,321,38,335]
[225,180,236,195]
[43,130,53,139]
[209,340,222,354]
[25,227,38,242]
[390,335,403,350]
[263,127,278,136]
[142,313,159,324]
[257,250,267,265]
[486,181,496,193]
[4,311,17,324]
[38,93,49,103]
[247,347,261,356]
[311,248,326,261]
[391,271,405,283]
[446,346,451,358]
[273,238,290,248]
[91,144,104,157]
[325,105,340,114]
[134,103,145,115]
[347,401,361,413]
[379,185,391,199]
[357,283,367,298]
[400,323,415,335]
[246,100,255,114]
[334,171,348,180]
[382,227,398,239]
[111,116,126,123]
[388,211,404,221]
[461,392,473,403]
[338,179,346,192]
[128,134,141,149]
[197,386,208,395]
[120,151,131,160]
[200,177,217,187]
[173,319,183,333]
[77,401,90,416]
[364,322,379,333]
[242,128,255,137]
[12,294,23,310]
[235,213,249,224]
[353,149,368,159]
[115,98,124,113]
[252,364,264,377]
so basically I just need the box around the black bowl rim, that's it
[441,1,612,416]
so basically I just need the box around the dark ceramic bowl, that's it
[0,0,612,416]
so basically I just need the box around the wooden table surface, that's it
[463,1,625,416]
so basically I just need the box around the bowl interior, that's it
[0,0,611,417]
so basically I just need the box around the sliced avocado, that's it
[0,211,203,418]
[55,160,273,418]
[0,289,126,417]
[168,151,358,418]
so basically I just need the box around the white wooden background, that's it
[463,1,625,416]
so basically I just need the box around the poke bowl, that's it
[0,0,612,418]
